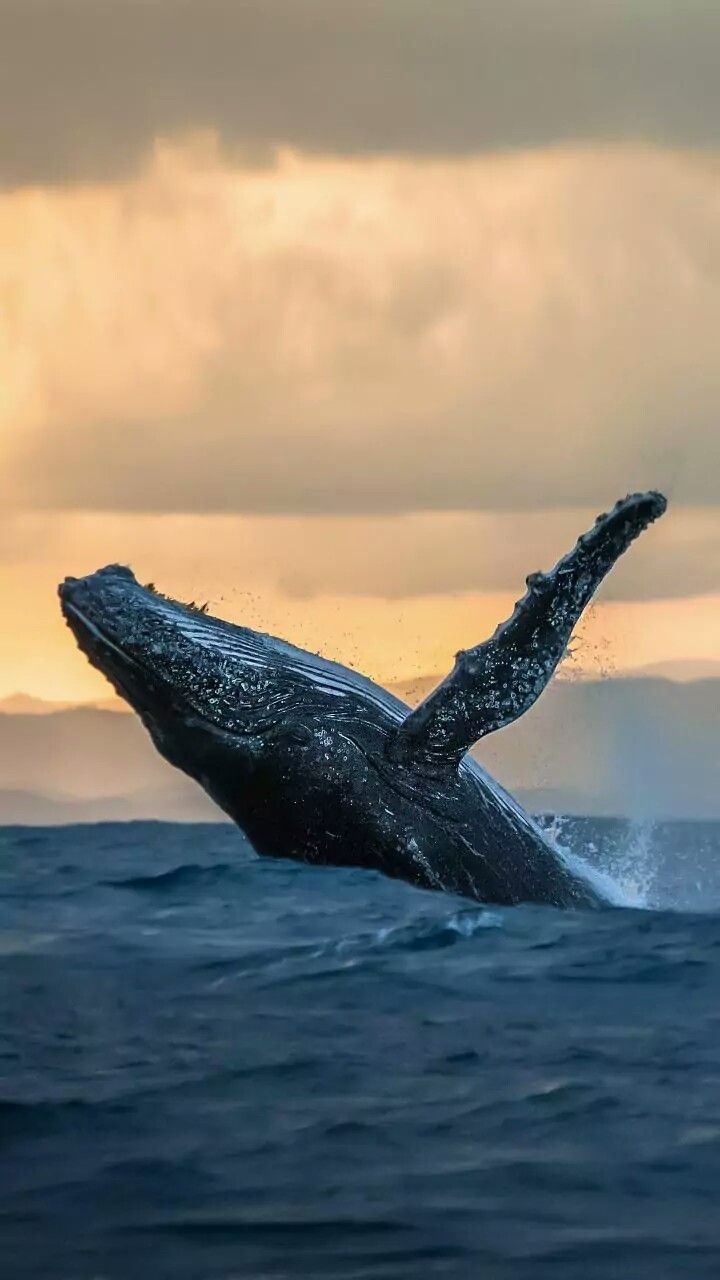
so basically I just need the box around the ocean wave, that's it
[0,1097,91,1143]
[4,821,720,1278]
[101,862,236,891]
[316,908,503,959]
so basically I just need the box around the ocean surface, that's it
[3,818,720,1279]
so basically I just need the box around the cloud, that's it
[2,506,717,605]
[3,142,720,519]
[3,1,720,184]
[4,505,720,704]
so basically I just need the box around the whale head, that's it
[59,565,318,781]
[58,564,406,807]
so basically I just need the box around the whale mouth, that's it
[59,588,158,713]
[58,566,270,736]
[59,571,141,665]
[58,569,185,717]
[60,596,139,666]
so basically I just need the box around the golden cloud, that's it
[3,140,719,523]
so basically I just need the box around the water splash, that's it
[597,818,659,908]
[539,815,660,909]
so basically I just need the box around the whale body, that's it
[59,491,666,908]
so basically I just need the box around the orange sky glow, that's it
[2,139,718,700]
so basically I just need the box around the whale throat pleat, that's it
[391,491,667,769]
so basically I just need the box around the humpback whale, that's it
[59,491,666,908]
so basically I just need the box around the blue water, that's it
[3,819,720,1279]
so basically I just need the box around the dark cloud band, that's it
[3,0,720,184]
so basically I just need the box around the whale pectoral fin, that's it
[390,491,667,769]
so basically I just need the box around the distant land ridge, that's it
[0,674,717,823]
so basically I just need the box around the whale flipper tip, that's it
[391,488,668,768]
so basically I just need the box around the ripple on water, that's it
[2,819,720,1280]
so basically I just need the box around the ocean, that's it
[2,818,720,1279]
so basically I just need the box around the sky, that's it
[1,0,719,702]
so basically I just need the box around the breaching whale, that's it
[60,491,666,908]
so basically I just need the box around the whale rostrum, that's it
[59,491,667,909]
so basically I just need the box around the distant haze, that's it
[1,674,717,824]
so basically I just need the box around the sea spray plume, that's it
[59,491,667,909]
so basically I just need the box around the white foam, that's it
[542,817,659,910]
